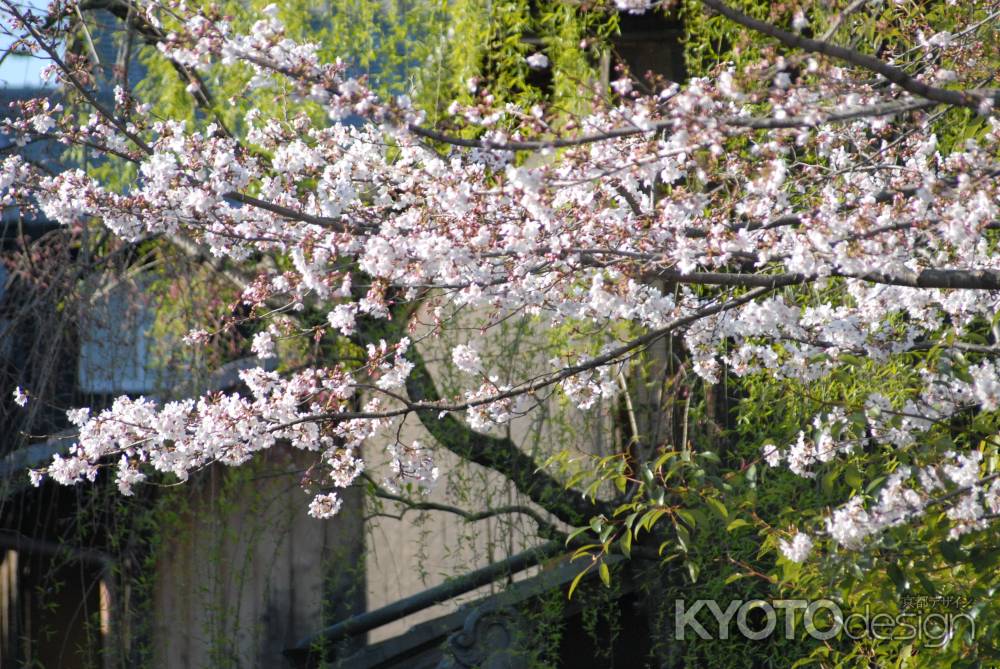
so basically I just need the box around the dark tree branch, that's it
[402,341,605,526]
[407,99,935,152]
[2,0,152,153]
[364,475,565,540]
[700,0,996,112]
[272,285,778,433]
[646,267,1000,291]
[225,192,366,233]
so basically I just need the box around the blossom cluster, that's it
[43,367,362,496]
[3,0,1000,537]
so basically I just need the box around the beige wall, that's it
[364,435,543,641]
[363,312,615,642]
[153,448,364,668]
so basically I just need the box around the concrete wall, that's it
[363,311,617,642]
[152,449,365,669]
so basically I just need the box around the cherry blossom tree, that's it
[5,0,1000,639]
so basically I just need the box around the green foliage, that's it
[564,309,1000,665]
[551,4,1000,665]
[523,587,569,669]
[130,0,614,134]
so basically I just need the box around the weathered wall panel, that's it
[153,450,365,668]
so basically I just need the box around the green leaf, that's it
[640,464,656,487]
[652,451,678,471]
[724,572,744,584]
[567,566,589,600]
[822,469,838,496]
[619,529,632,559]
[726,519,750,532]
[917,571,937,596]
[675,508,697,530]
[887,563,908,593]
[698,450,721,464]
[939,540,964,563]
[651,488,666,506]
[614,475,628,493]
[686,561,700,583]
[865,475,887,495]
[565,526,591,545]
[844,464,863,490]
[896,642,913,667]
[675,523,690,553]
[705,497,728,520]
[599,561,610,588]
[637,508,667,535]
[613,503,633,517]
